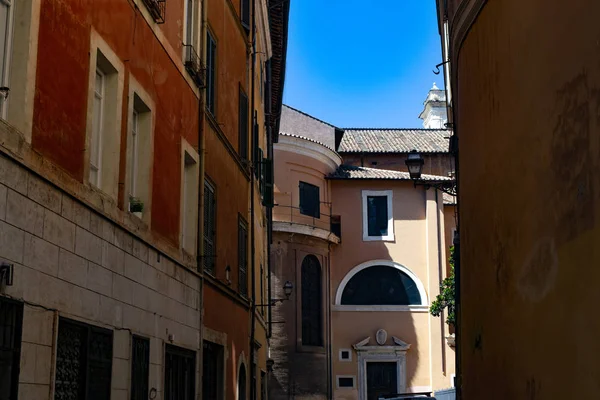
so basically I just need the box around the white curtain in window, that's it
[0,0,14,117]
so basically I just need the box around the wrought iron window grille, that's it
[141,0,166,24]
[183,44,206,88]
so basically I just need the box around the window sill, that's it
[362,235,395,242]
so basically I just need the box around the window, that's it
[337,376,355,389]
[90,68,104,186]
[362,190,394,241]
[88,48,122,198]
[0,297,23,400]
[0,0,14,119]
[185,0,196,47]
[54,318,113,400]
[339,349,352,361]
[238,217,248,297]
[299,182,320,218]
[341,265,422,305]
[240,0,250,31]
[181,145,199,255]
[239,88,249,160]
[259,263,264,315]
[127,92,152,219]
[131,336,150,400]
[301,255,322,347]
[206,31,216,116]
[165,345,196,400]
[203,341,224,400]
[260,370,266,400]
[238,363,247,400]
[203,179,216,274]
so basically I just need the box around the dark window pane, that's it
[367,196,388,236]
[238,364,247,400]
[338,377,354,388]
[203,341,223,400]
[165,345,196,400]
[87,328,113,400]
[239,89,249,160]
[341,350,350,360]
[0,298,23,400]
[206,32,217,115]
[240,0,250,30]
[301,255,322,346]
[299,182,320,218]
[204,180,216,274]
[131,336,150,400]
[238,218,248,296]
[341,266,422,305]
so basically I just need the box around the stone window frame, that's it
[336,375,356,390]
[339,348,352,362]
[180,139,200,255]
[84,31,125,200]
[361,190,394,242]
[125,76,155,225]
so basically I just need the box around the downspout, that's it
[249,0,258,397]
[435,190,447,377]
[197,0,207,389]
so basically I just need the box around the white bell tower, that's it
[418,83,448,129]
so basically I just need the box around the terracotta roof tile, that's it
[338,128,451,153]
[327,165,452,181]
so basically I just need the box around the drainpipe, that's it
[197,0,208,391]
[249,0,258,397]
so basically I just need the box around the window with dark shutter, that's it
[262,158,274,207]
[0,298,23,400]
[206,32,217,116]
[238,217,248,297]
[165,345,196,400]
[301,255,322,347]
[203,179,216,275]
[258,150,265,197]
[54,318,113,400]
[131,336,150,400]
[299,181,320,218]
[253,117,259,178]
[367,196,388,236]
[240,0,250,31]
[239,88,249,161]
[238,363,247,400]
[202,341,224,400]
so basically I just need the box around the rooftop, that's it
[337,128,451,153]
[327,165,452,181]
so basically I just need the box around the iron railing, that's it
[273,203,340,240]
[183,44,206,88]
[141,0,166,24]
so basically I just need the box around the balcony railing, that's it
[183,44,206,88]
[273,203,340,242]
[141,0,166,24]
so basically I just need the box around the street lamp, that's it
[255,280,294,306]
[405,150,456,196]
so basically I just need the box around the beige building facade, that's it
[269,90,456,400]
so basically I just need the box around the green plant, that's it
[430,245,455,325]
[129,197,144,213]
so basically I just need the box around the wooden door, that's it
[366,361,398,400]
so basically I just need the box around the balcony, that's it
[183,44,206,88]
[273,203,340,244]
[141,0,166,24]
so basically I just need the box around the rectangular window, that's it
[362,190,394,241]
[131,336,150,400]
[202,341,224,400]
[206,31,217,116]
[185,0,196,46]
[203,179,216,274]
[54,318,113,400]
[240,0,250,31]
[238,217,248,297]
[299,182,320,218]
[165,345,196,400]
[127,93,152,219]
[90,69,104,186]
[181,147,199,255]
[339,348,352,361]
[337,376,355,389]
[0,0,15,119]
[0,297,23,400]
[239,88,249,160]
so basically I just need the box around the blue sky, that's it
[282,0,443,128]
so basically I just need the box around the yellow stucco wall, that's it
[455,0,600,398]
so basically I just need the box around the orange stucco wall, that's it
[32,0,198,245]
[455,0,600,398]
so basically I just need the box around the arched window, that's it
[341,265,422,305]
[238,363,246,400]
[301,255,322,346]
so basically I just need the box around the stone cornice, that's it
[275,135,342,172]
